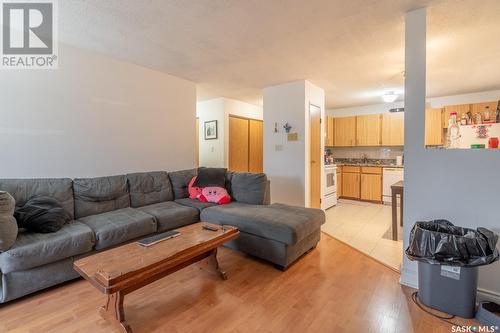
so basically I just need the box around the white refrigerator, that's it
[458,123,500,148]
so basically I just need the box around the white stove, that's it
[323,164,337,209]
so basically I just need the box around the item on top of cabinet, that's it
[484,107,492,122]
[475,112,483,125]
[488,137,499,149]
[471,144,486,149]
[460,114,468,126]
[467,111,473,125]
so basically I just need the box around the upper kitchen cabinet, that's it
[324,115,335,146]
[381,112,404,146]
[425,108,444,146]
[443,104,470,128]
[471,102,498,121]
[334,116,356,146]
[356,114,382,146]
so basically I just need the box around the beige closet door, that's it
[248,120,263,173]
[229,116,249,172]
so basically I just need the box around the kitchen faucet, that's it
[361,153,368,164]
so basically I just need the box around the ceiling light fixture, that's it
[382,92,398,103]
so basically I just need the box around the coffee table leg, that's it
[99,291,132,333]
[208,248,228,280]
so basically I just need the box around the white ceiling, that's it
[59,0,500,109]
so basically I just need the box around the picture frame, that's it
[204,120,218,140]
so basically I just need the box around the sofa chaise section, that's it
[201,202,325,269]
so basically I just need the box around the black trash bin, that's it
[406,220,499,318]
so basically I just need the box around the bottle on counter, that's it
[447,112,461,149]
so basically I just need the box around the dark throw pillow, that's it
[193,167,227,188]
[14,196,70,233]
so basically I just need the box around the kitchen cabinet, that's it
[360,167,382,202]
[425,108,444,146]
[381,112,404,146]
[324,115,335,147]
[443,104,470,128]
[356,114,382,146]
[334,116,356,146]
[337,166,342,198]
[342,166,361,199]
[471,102,498,121]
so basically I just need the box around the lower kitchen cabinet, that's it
[342,172,360,199]
[360,173,382,202]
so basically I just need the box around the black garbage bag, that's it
[406,220,499,267]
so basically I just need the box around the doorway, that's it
[309,104,321,208]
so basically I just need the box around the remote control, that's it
[202,224,219,231]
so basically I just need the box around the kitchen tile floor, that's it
[322,199,403,271]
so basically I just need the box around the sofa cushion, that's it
[175,198,216,211]
[73,175,130,219]
[200,202,325,245]
[0,221,95,274]
[137,201,199,232]
[0,191,17,252]
[226,172,267,205]
[127,171,173,208]
[168,169,197,199]
[78,208,156,250]
[0,178,74,220]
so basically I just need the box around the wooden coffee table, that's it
[73,222,239,333]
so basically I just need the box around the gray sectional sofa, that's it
[0,169,325,303]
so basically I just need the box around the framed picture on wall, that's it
[204,120,218,140]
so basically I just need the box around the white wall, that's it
[0,44,197,178]
[401,9,500,302]
[197,98,226,168]
[263,80,324,207]
[197,97,263,168]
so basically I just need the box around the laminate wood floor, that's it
[0,233,474,333]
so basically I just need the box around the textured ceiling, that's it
[59,0,500,108]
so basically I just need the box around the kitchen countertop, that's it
[333,162,404,168]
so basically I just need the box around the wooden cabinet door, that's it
[361,174,382,202]
[356,114,381,146]
[229,116,249,172]
[329,116,335,146]
[334,117,356,146]
[248,119,263,173]
[342,172,360,199]
[381,112,404,146]
[443,104,470,128]
[471,102,498,121]
[425,108,443,146]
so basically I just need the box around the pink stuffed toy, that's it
[198,186,231,205]
[188,176,203,199]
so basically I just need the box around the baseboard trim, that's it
[399,265,500,303]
